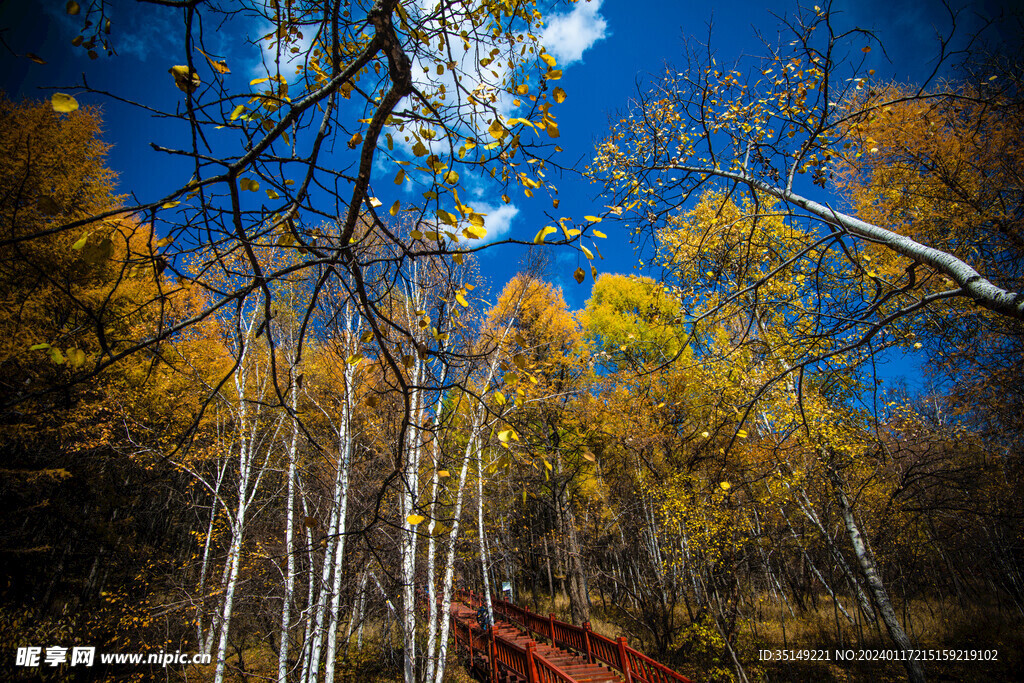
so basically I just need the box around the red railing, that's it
[450,603,576,683]
[457,589,693,683]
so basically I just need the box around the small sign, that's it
[501,581,512,592]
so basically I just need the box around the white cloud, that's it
[473,203,520,242]
[541,0,608,66]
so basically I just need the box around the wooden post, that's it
[549,612,557,646]
[583,621,594,664]
[617,636,634,683]
[526,642,540,683]
[489,622,497,683]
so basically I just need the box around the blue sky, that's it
[2,0,1016,387]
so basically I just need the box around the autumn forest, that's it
[1,1,1023,682]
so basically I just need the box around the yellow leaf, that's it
[592,230,607,238]
[71,234,88,250]
[463,225,487,240]
[546,122,560,139]
[438,470,450,478]
[266,189,280,199]
[540,53,556,69]
[348,132,363,149]
[368,197,383,208]
[495,391,506,405]
[411,229,424,239]
[580,245,594,260]
[443,170,459,185]
[162,201,181,209]
[573,267,585,284]
[720,481,731,491]
[488,119,506,140]
[456,293,469,307]
[552,87,566,103]
[394,168,405,185]
[737,429,748,439]
[533,225,557,244]
[169,65,201,93]
[862,46,871,53]
[407,514,426,525]
[230,104,246,120]
[498,430,510,443]
[412,141,429,156]
[51,92,79,113]
[545,70,562,80]
[584,215,602,223]
[156,236,173,248]
[516,83,529,95]
[390,200,400,216]
[583,451,596,462]
[67,348,86,368]
[198,49,230,74]
[346,353,363,365]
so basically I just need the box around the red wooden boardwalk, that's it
[450,590,693,683]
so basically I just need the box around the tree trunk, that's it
[829,468,926,683]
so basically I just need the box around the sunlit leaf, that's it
[407,514,426,525]
[533,225,557,244]
[552,87,566,103]
[51,92,79,113]
[169,65,201,93]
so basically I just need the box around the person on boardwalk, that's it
[476,605,492,632]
